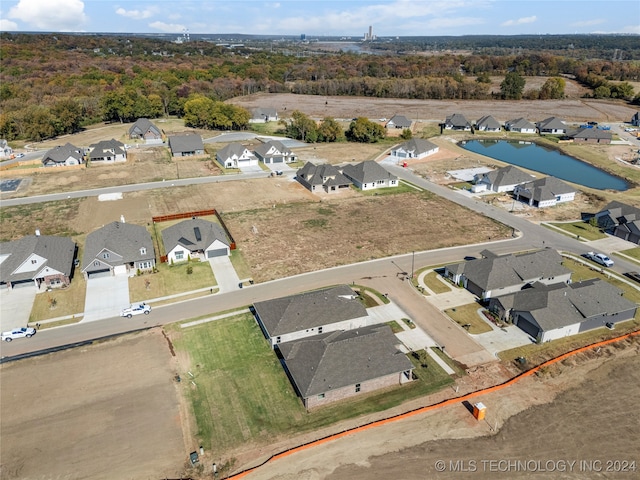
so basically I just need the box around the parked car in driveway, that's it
[2,327,36,342]
[120,303,151,318]
[624,271,640,284]
[584,251,614,267]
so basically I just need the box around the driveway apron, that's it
[82,275,130,322]
[208,256,240,293]
[0,286,37,331]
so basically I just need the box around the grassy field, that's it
[29,278,87,322]
[128,260,216,302]
[422,271,452,294]
[546,221,607,241]
[169,314,454,455]
[444,303,493,335]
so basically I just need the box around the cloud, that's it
[149,21,186,33]
[501,15,537,27]
[115,7,156,20]
[0,18,19,31]
[8,0,87,31]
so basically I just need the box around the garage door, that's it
[238,159,251,164]
[206,248,228,258]
[515,315,540,339]
[11,279,35,289]
[272,157,283,163]
[88,269,111,279]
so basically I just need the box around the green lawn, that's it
[619,247,640,262]
[29,278,87,322]
[444,303,493,334]
[359,181,422,196]
[129,260,215,302]
[546,221,607,241]
[423,271,451,294]
[170,315,455,454]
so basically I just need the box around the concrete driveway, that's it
[471,313,533,357]
[208,256,240,293]
[82,275,130,322]
[0,286,37,331]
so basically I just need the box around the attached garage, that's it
[11,279,35,289]
[87,269,111,279]
[114,265,128,276]
[206,248,229,258]
[514,314,541,340]
[272,157,284,163]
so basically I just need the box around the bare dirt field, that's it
[0,329,186,480]
[229,93,638,124]
[242,337,640,480]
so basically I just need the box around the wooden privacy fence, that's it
[152,209,236,264]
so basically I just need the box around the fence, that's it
[152,209,236,263]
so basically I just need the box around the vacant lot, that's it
[0,329,186,480]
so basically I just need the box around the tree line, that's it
[1,33,638,142]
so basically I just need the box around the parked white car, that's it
[2,327,36,342]
[120,303,151,318]
[584,251,614,267]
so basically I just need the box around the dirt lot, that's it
[229,93,639,124]
[242,337,640,480]
[0,329,186,480]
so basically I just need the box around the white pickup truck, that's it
[2,327,36,342]
[584,251,614,267]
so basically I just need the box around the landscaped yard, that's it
[422,271,452,294]
[547,221,607,241]
[619,246,640,262]
[444,303,493,335]
[129,260,216,302]
[168,313,454,458]
[29,278,87,323]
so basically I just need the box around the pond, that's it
[459,140,629,191]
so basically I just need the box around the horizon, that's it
[1,1,639,37]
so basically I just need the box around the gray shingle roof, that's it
[296,162,353,189]
[128,118,161,137]
[480,165,534,188]
[500,279,636,331]
[82,221,154,271]
[395,138,438,156]
[448,249,570,293]
[536,116,567,131]
[168,134,204,154]
[277,324,413,397]
[571,128,612,141]
[516,176,576,202]
[161,219,228,253]
[254,140,291,157]
[341,161,397,185]
[476,115,501,130]
[444,113,471,128]
[505,117,536,130]
[387,115,412,128]
[217,142,250,160]
[253,285,367,337]
[0,235,75,283]
[42,143,83,164]
[88,139,125,160]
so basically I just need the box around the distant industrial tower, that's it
[364,25,375,41]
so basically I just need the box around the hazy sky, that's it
[1,0,639,36]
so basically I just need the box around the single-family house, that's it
[253,140,295,164]
[128,118,162,141]
[87,139,127,163]
[513,176,577,208]
[472,165,534,193]
[391,138,439,159]
[168,134,205,157]
[504,118,536,134]
[82,221,155,279]
[161,218,230,263]
[41,143,84,167]
[443,113,472,131]
[385,115,412,129]
[0,139,13,159]
[0,234,75,290]
[488,279,637,343]
[277,324,414,409]
[593,201,640,245]
[536,116,567,135]
[253,285,371,347]
[444,249,571,301]
[570,128,612,144]
[216,143,257,168]
[296,162,352,193]
[476,115,501,132]
[341,161,398,190]
[249,107,278,123]
[631,112,640,127]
